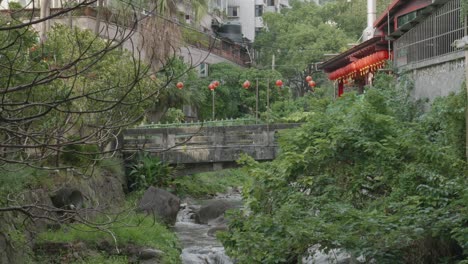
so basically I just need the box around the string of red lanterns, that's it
[177,77,315,92]
[327,50,389,81]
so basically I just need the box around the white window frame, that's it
[199,63,209,77]
[228,6,239,17]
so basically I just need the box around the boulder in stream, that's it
[137,187,180,225]
[196,200,233,224]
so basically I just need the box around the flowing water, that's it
[174,190,353,264]
[175,191,242,264]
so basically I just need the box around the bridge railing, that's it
[136,118,260,129]
[122,123,301,164]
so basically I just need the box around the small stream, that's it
[175,190,242,264]
[173,190,352,264]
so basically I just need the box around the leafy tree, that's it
[320,0,393,40]
[147,57,206,122]
[254,1,350,96]
[195,62,289,120]
[220,76,467,263]
[0,0,208,234]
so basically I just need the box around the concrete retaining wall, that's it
[398,51,465,101]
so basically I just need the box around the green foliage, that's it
[254,1,350,78]
[172,169,251,198]
[0,166,49,201]
[150,57,206,120]
[265,88,332,123]
[422,88,466,159]
[160,107,185,123]
[181,27,210,47]
[35,253,128,264]
[37,214,181,263]
[73,254,128,264]
[0,22,155,167]
[197,63,288,120]
[8,1,22,9]
[127,153,174,191]
[98,157,126,179]
[61,139,100,166]
[220,80,467,263]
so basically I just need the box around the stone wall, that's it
[398,51,465,101]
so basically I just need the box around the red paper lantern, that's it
[308,80,316,87]
[275,80,283,87]
[243,80,251,89]
[208,83,215,90]
[176,82,184,89]
[213,80,220,87]
[305,75,312,82]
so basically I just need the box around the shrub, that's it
[37,214,181,263]
[220,79,467,263]
[61,138,100,166]
[8,1,22,9]
[127,153,174,191]
[172,169,250,198]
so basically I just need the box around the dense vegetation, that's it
[37,210,181,263]
[172,169,251,198]
[220,75,468,263]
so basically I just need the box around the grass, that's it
[0,165,50,200]
[37,213,181,264]
[73,254,128,264]
[97,157,126,179]
[35,253,128,264]
[172,168,251,198]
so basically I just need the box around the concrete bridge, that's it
[122,123,301,173]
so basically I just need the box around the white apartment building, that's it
[0,0,112,10]
[225,0,290,41]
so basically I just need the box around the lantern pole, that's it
[267,78,270,145]
[267,78,270,114]
[212,89,215,120]
[255,78,259,124]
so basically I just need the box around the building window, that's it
[397,9,425,28]
[228,6,239,17]
[255,5,263,17]
[267,0,275,6]
[199,63,209,77]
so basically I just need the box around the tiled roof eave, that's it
[320,36,385,72]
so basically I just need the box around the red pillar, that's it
[338,81,344,97]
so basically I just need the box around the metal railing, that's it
[136,118,261,129]
[394,0,464,67]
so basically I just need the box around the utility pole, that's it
[272,54,275,71]
[40,0,50,43]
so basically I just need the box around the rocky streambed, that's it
[174,189,243,264]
